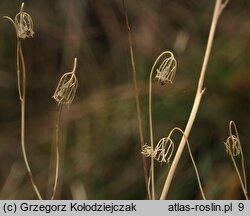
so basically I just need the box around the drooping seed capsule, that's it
[53,58,78,105]
[155,51,177,84]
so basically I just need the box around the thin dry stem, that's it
[160,0,229,200]
[20,36,42,200]
[224,121,248,199]
[51,105,63,200]
[149,51,176,199]
[171,127,206,200]
[142,127,206,199]
[4,2,42,200]
[51,58,78,199]
[19,34,42,200]
[122,0,150,199]
[3,16,18,35]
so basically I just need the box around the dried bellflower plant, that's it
[155,51,177,85]
[4,2,34,39]
[143,127,206,200]
[224,121,248,199]
[224,121,241,157]
[3,2,42,200]
[160,0,230,200]
[53,58,78,106]
[51,57,78,199]
[148,51,177,199]
[142,137,175,164]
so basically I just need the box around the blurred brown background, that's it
[0,0,249,199]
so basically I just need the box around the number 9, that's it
[238,203,244,211]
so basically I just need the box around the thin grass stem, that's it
[160,0,229,200]
[122,0,150,199]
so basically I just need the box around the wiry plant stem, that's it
[122,0,150,199]
[171,128,206,200]
[149,51,173,199]
[51,58,78,199]
[18,39,42,200]
[229,153,249,200]
[4,2,41,200]
[51,104,63,200]
[225,121,248,200]
[160,0,229,200]
[154,127,206,199]
[229,121,247,193]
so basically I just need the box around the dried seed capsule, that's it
[141,136,174,164]
[154,137,174,164]
[3,2,34,39]
[155,51,177,84]
[15,11,34,39]
[225,135,241,156]
[53,58,78,105]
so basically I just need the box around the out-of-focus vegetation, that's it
[0,0,249,199]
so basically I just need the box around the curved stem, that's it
[20,2,24,13]
[228,121,248,199]
[67,58,78,84]
[169,127,206,199]
[160,0,228,200]
[3,16,18,36]
[228,152,249,200]
[149,51,173,199]
[72,58,77,75]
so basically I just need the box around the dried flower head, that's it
[225,134,241,156]
[224,121,241,157]
[224,121,248,199]
[3,2,34,39]
[154,137,175,163]
[15,3,34,39]
[53,58,78,105]
[142,136,174,164]
[155,51,177,84]
[142,144,156,158]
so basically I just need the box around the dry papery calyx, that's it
[155,51,177,85]
[3,2,34,39]
[224,121,241,157]
[142,136,174,164]
[53,58,78,105]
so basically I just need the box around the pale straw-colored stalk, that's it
[160,0,229,200]
[3,2,42,200]
[142,127,206,199]
[148,51,176,199]
[51,58,78,199]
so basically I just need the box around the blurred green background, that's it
[0,0,249,199]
